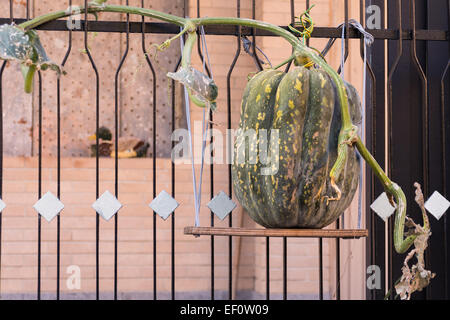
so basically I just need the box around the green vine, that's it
[0,2,418,255]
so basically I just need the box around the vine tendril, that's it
[288,4,315,44]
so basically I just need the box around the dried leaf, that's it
[394,183,435,300]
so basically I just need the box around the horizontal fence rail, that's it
[0,18,447,40]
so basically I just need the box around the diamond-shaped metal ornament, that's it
[149,190,179,220]
[425,191,450,220]
[0,198,6,212]
[33,191,64,222]
[92,190,122,221]
[370,192,396,221]
[207,191,236,220]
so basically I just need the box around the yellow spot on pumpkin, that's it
[322,96,328,106]
[288,100,295,109]
[265,84,271,93]
[276,90,280,101]
[294,78,303,93]
[275,110,282,121]
[257,112,265,120]
[256,94,261,102]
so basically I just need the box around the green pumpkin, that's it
[232,66,362,228]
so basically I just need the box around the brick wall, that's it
[0,0,367,299]
[0,157,333,299]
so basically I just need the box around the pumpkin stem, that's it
[354,135,416,254]
[327,125,358,202]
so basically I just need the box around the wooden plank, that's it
[184,227,368,239]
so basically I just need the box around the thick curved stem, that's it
[181,31,196,69]
[180,31,209,108]
[355,136,415,254]
[19,4,187,30]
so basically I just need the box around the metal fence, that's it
[0,0,449,300]
[366,0,449,300]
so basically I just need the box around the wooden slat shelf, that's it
[184,226,368,239]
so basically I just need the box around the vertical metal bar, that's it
[140,0,158,300]
[319,238,323,300]
[83,0,101,300]
[335,0,349,301]
[290,0,295,24]
[171,56,181,300]
[283,237,287,300]
[35,0,41,297]
[359,0,378,301]
[284,0,295,72]
[225,0,241,301]
[440,1,450,296]
[444,0,450,301]
[410,0,429,299]
[312,0,323,301]
[337,0,349,76]
[345,0,349,66]
[306,0,310,47]
[37,71,42,300]
[410,1,428,204]
[337,0,349,301]
[441,59,449,300]
[113,0,130,300]
[251,0,263,71]
[370,0,387,300]
[56,0,73,300]
[194,0,215,300]
[25,1,43,301]
[196,3,211,78]
[169,0,188,301]
[335,221,340,300]
[151,23,157,304]
[387,0,403,300]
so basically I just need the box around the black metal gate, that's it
[0,0,448,300]
[366,0,450,300]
